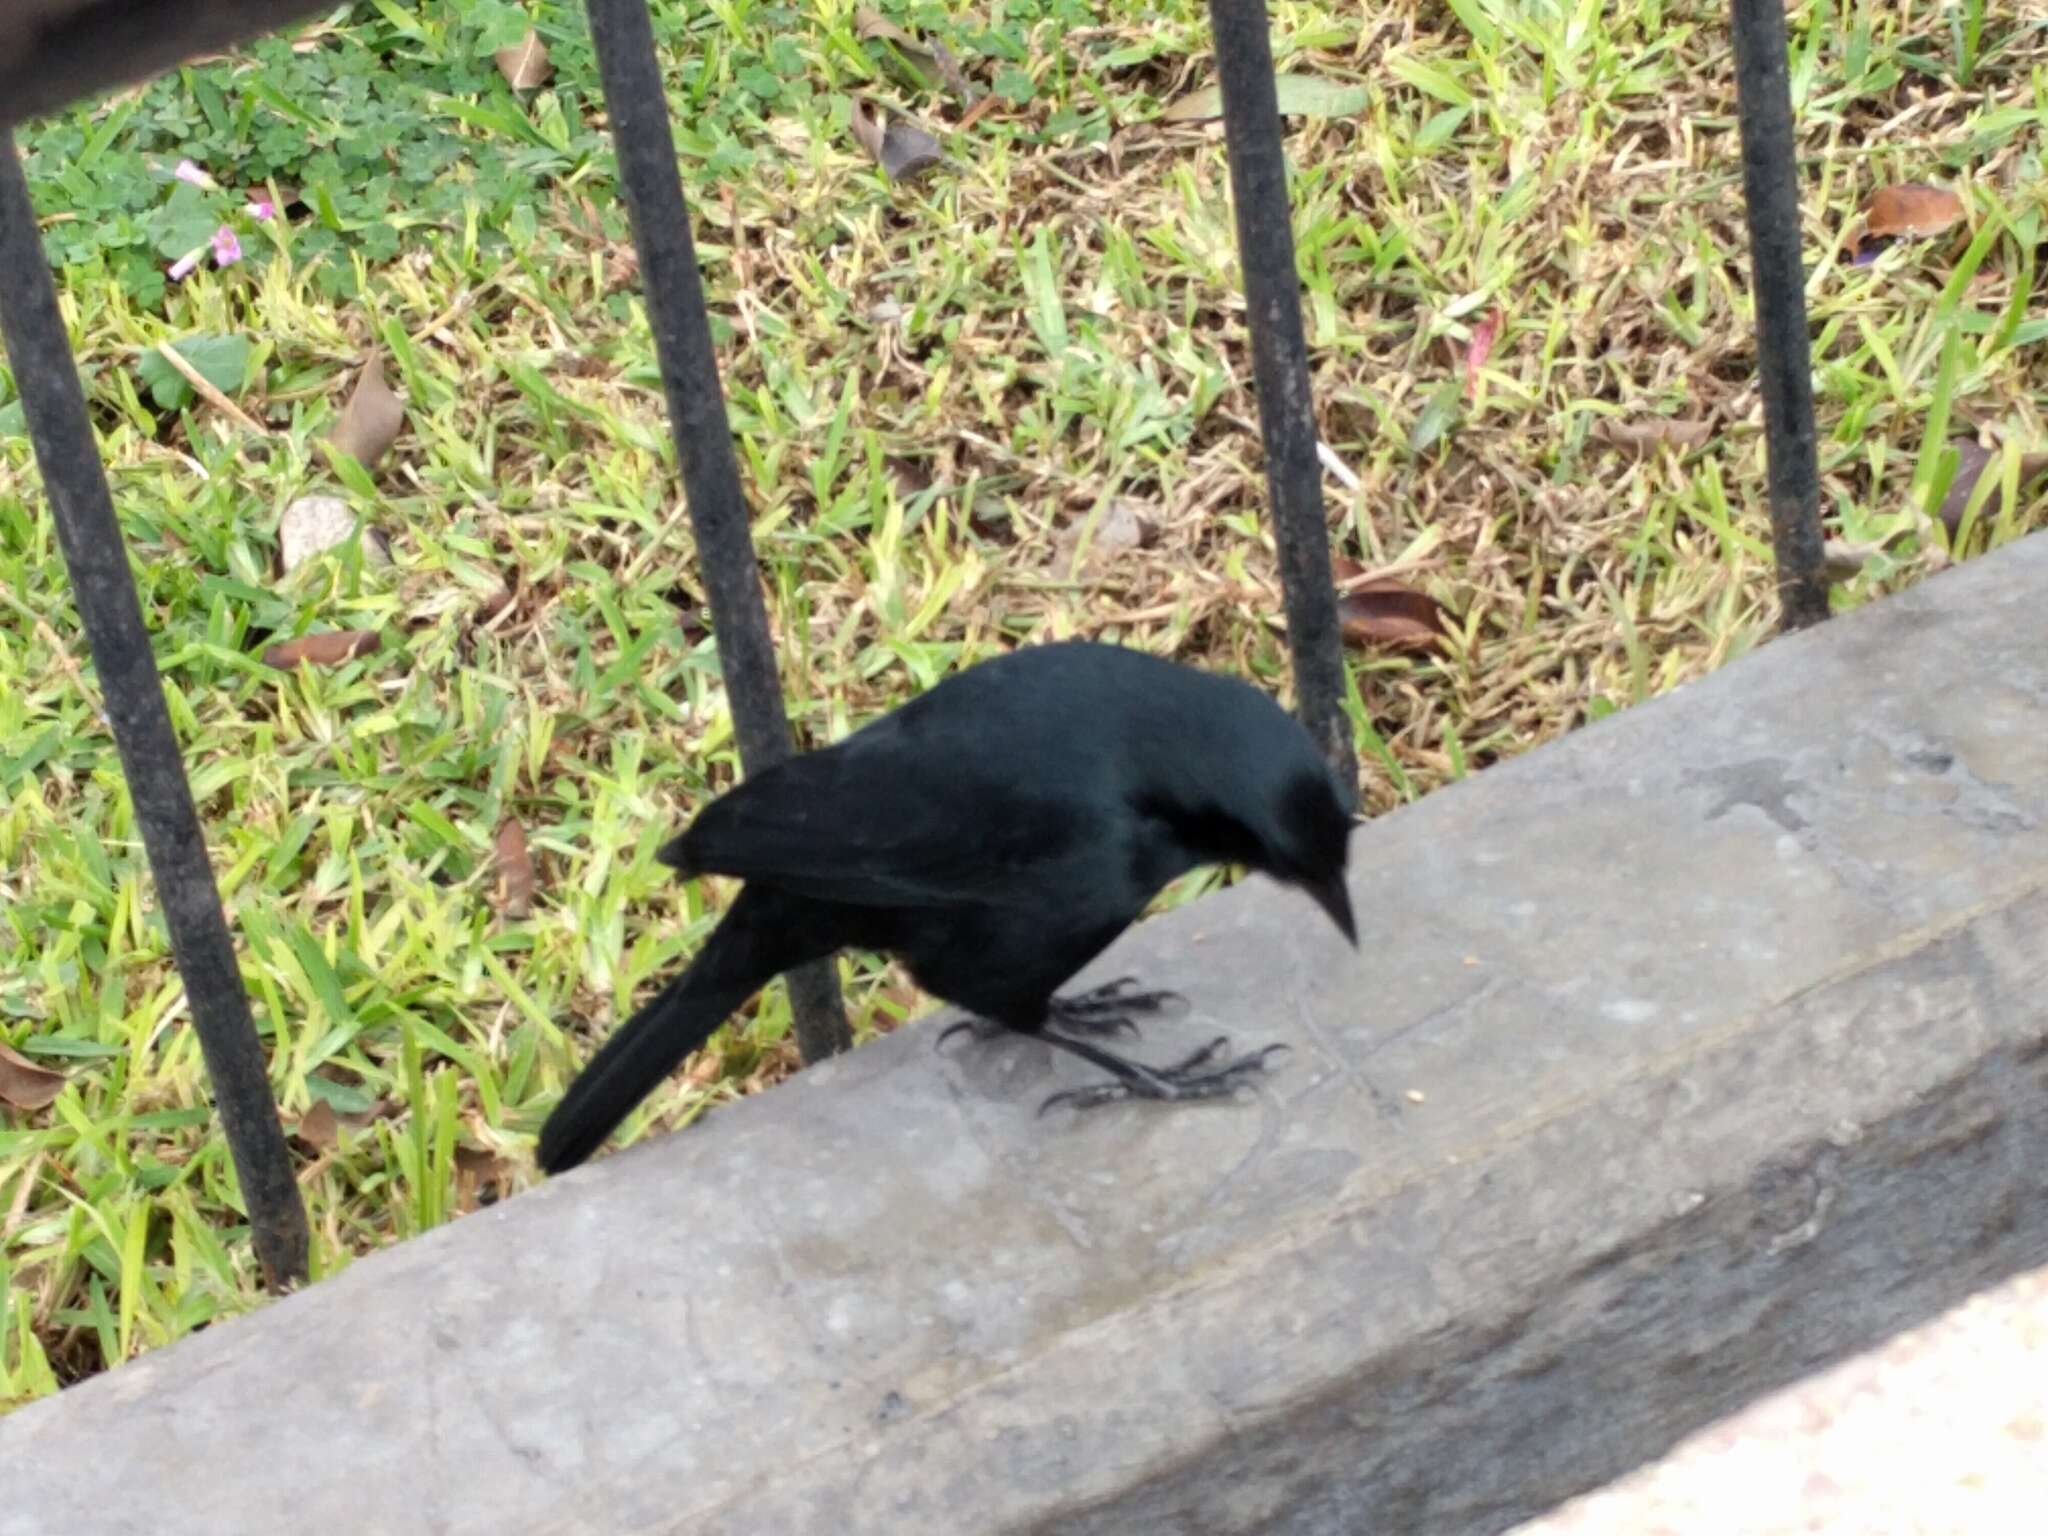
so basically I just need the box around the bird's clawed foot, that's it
[1037,1033,1291,1117]
[934,977,1284,1115]
[1045,975,1188,1040]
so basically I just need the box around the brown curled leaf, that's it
[0,1039,66,1111]
[1331,556,1455,654]
[1930,438,2048,537]
[325,351,405,470]
[848,98,944,181]
[1339,581,1454,653]
[494,28,553,91]
[854,8,925,52]
[1847,183,1967,264]
[295,1098,339,1150]
[1864,183,1965,240]
[262,630,379,669]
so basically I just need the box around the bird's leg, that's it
[932,992,1286,1112]
[1034,1027,1289,1116]
[935,975,1186,1051]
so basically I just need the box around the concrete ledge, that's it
[4,535,2048,1535]
[0,1,332,129]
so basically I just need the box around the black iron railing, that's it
[1731,0,1829,631]
[0,0,1828,1289]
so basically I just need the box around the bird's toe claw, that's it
[1038,1081,1134,1116]
[1047,977,1190,1040]
[936,1019,975,1050]
[1036,1034,1289,1117]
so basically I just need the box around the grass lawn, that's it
[1,0,2043,1409]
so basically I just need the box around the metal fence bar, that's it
[1205,0,1357,792]
[582,0,851,1063]
[0,131,309,1290]
[1729,0,1829,632]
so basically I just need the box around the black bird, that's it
[537,640,1357,1174]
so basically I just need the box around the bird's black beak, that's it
[1304,870,1358,948]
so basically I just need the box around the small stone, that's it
[279,495,389,578]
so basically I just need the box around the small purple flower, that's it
[247,199,276,222]
[211,226,242,267]
[174,158,218,191]
[168,248,202,281]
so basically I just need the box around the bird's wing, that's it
[661,737,1098,908]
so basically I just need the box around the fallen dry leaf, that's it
[1847,183,1966,264]
[0,1039,66,1111]
[295,1098,339,1150]
[494,816,537,919]
[855,7,925,51]
[494,28,552,91]
[1931,438,2048,538]
[1464,308,1501,399]
[1865,183,1966,240]
[848,99,944,181]
[262,629,379,669]
[1331,556,1454,654]
[854,8,975,101]
[1591,416,1713,454]
[325,351,405,469]
[1339,581,1454,653]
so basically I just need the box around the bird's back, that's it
[858,640,1279,774]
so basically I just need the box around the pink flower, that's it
[168,249,202,280]
[247,199,276,222]
[211,226,242,267]
[173,158,218,190]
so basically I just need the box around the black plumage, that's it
[538,641,1357,1173]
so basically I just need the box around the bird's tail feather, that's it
[538,891,802,1174]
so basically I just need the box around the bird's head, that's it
[1259,761,1358,946]
[1134,684,1359,948]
